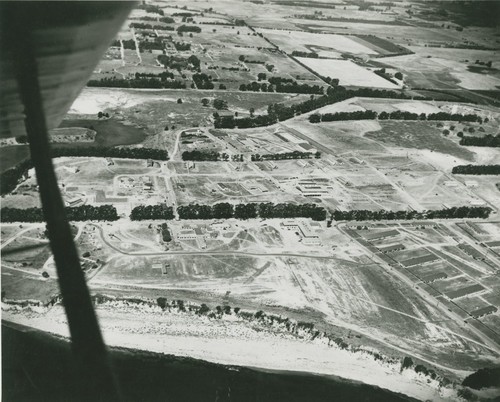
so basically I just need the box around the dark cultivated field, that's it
[0,119,147,172]
[0,145,30,172]
[58,119,147,147]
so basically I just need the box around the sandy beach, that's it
[2,301,460,401]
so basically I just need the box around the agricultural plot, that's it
[296,58,400,88]
[379,50,500,91]
[256,29,379,57]
[364,121,475,161]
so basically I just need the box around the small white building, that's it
[65,197,84,207]
[178,229,197,240]
[465,180,478,188]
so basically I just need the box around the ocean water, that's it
[2,323,417,402]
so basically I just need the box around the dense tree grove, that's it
[174,41,191,51]
[160,223,172,242]
[130,205,175,220]
[1,205,119,223]
[192,73,214,89]
[159,16,175,23]
[310,109,483,123]
[157,54,188,70]
[182,150,219,161]
[1,159,33,195]
[111,39,136,50]
[50,147,169,160]
[177,202,326,221]
[87,76,185,89]
[136,4,164,15]
[462,367,500,390]
[214,86,435,129]
[234,203,258,219]
[187,55,201,70]
[459,134,500,147]
[331,206,492,221]
[177,25,201,33]
[138,40,165,52]
[251,151,319,161]
[452,165,500,175]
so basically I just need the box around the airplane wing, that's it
[0,2,135,400]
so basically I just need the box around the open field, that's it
[296,58,400,88]
[256,29,378,57]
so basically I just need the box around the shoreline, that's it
[2,302,459,401]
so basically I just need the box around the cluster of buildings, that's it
[117,175,154,193]
[176,221,231,249]
[281,220,322,245]
[241,179,268,194]
[295,179,331,198]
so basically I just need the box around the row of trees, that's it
[1,205,119,223]
[310,110,377,122]
[130,205,175,220]
[452,165,500,175]
[181,150,243,161]
[177,202,327,221]
[130,22,174,31]
[309,109,483,123]
[50,146,169,160]
[214,86,433,129]
[459,134,500,147]
[87,76,186,89]
[291,50,319,58]
[131,202,325,221]
[251,151,320,161]
[239,80,324,94]
[331,206,492,221]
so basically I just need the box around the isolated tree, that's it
[249,107,255,117]
[201,98,210,107]
[219,83,226,90]
[394,72,403,80]
[156,297,168,309]
[177,98,183,104]
[257,72,266,81]
[238,55,245,62]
